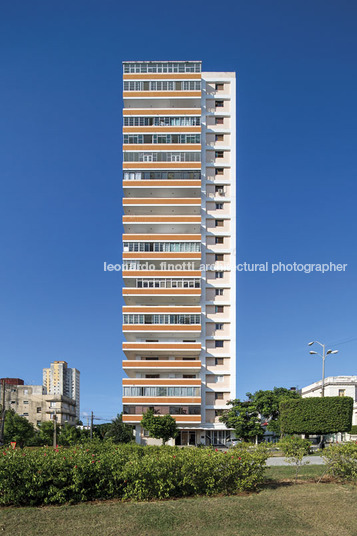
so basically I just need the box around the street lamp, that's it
[308,341,339,397]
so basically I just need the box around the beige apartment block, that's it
[121,61,236,446]
[0,381,77,428]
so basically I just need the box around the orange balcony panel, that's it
[123,127,201,133]
[123,288,201,295]
[123,253,200,260]
[123,109,201,116]
[123,306,201,313]
[123,379,201,386]
[122,415,201,423]
[123,163,201,169]
[123,74,201,80]
[123,234,201,241]
[123,216,201,223]
[122,324,201,330]
[122,397,201,404]
[122,343,201,350]
[123,144,201,151]
[123,360,201,368]
[123,91,201,98]
[123,198,200,205]
[122,270,201,277]
[123,180,201,188]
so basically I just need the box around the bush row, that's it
[0,442,268,505]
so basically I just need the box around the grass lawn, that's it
[1,476,356,536]
[266,464,326,481]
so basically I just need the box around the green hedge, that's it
[280,397,353,435]
[350,425,357,435]
[0,442,268,506]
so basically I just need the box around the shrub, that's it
[350,425,357,435]
[0,442,269,506]
[323,442,357,481]
[278,436,311,481]
[280,397,353,435]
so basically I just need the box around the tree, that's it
[247,387,301,435]
[105,413,134,443]
[141,409,178,445]
[37,421,55,446]
[3,410,36,447]
[220,399,264,443]
[280,397,353,436]
[58,423,82,446]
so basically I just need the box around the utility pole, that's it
[0,379,6,446]
[90,411,94,439]
[53,411,57,448]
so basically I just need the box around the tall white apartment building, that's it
[121,61,236,446]
[43,361,80,420]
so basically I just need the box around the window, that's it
[215,220,224,227]
[146,374,160,378]
[215,272,224,279]
[23,413,29,416]
[216,117,224,125]
[36,407,42,413]
[215,289,224,296]
[215,254,224,261]
[183,374,196,379]
[215,134,224,142]
[182,357,196,360]
[143,429,150,437]
[215,203,223,210]
[215,358,224,365]
[215,151,224,159]
[23,400,29,404]
[215,100,224,108]
[123,406,136,414]
[215,83,224,91]
[216,375,224,382]
[215,236,224,244]
[215,305,224,313]
[37,421,41,427]
[215,392,224,400]
[215,340,224,348]
[145,357,159,360]
[215,184,224,193]
[339,389,346,397]
[215,323,224,330]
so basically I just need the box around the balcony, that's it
[122,342,201,358]
[122,414,201,423]
[122,287,201,305]
[122,380,201,404]
[122,215,201,234]
[123,360,201,372]
[123,198,201,215]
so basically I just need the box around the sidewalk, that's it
[266,455,324,466]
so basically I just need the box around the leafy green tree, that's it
[247,387,301,434]
[58,423,82,446]
[279,436,311,482]
[3,410,36,447]
[37,421,55,446]
[220,400,264,443]
[141,409,178,445]
[105,413,134,443]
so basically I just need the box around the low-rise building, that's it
[0,379,77,427]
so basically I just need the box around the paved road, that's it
[266,455,324,466]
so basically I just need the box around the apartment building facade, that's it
[43,361,80,420]
[0,379,77,427]
[121,61,236,446]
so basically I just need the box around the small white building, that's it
[301,376,357,441]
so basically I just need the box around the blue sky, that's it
[1,1,356,421]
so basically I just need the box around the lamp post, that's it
[308,341,339,397]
